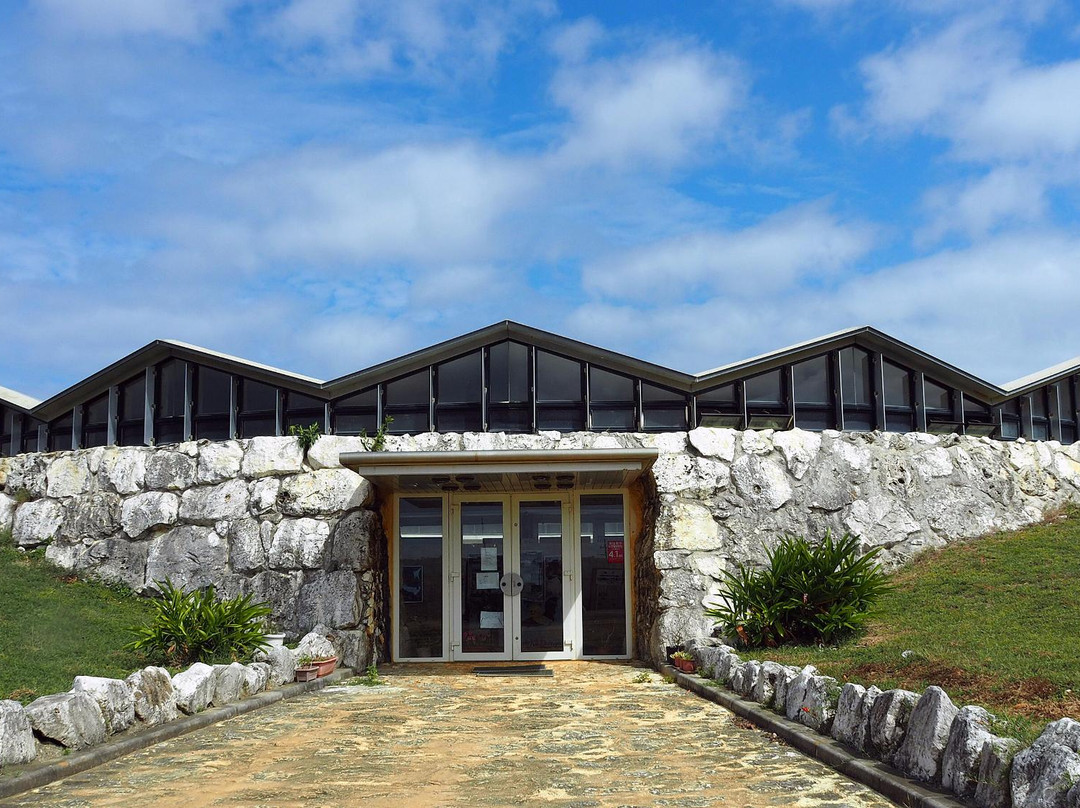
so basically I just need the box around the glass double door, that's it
[453,495,573,661]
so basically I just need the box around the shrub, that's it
[127,580,271,666]
[705,530,892,649]
[288,422,321,452]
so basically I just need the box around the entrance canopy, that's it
[339,448,658,494]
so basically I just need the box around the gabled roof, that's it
[4,320,1079,422]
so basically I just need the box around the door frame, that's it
[450,494,513,662]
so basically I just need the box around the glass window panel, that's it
[156,360,186,419]
[536,351,582,403]
[398,498,444,659]
[580,494,626,656]
[883,361,912,408]
[844,411,875,431]
[238,416,276,438]
[460,502,505,654]
[437,352,481,406]
[84,393,109,426]
[1000,418,1020,439]
[964,396,991,416]
[120,375,145,422]
[334,412,378,435]
[519,501,566,654]
[744,369,783,405]
[49,414,73,451]
[385,370,429,406]
[240,379,277,413]
[642,383,683,403]
[537,405,585,432]
[1030,389,1048,419]
[286,391,323,411]
[794,409,835,431]
[488,341,530,404]
[697,384,735,405]
[387,410,429,434]
[195,367,231,416]
[1032,421,1050,441]
[1002,398,1021,416]
[488,405,531,433]
[840,347,872,406]
[155,421,186,445]
[336,388,377,409]
[643,407,687,431]
[1061,424,1077,445]
[589,367,633,402]
[591,407,636,431]
[885,411,915,433]
[925,379,951,411]
[793,356,830,405]
[435,407,482,433]
[1066,379,1078,416]
[195,417,230,441]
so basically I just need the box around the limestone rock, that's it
[750,661,788,708]
[249,478,281,515]
[125,667,178,726]
[731,661,760,698]
[212,662,246,705]
[978,735,1021,808]
[0,492,15,534]
[71,676,135,735]
[771,665,802,715]
[1011,718,1080,808]
[179,479,250,523]
[59,491,121,541]
[266,646,297,686]
[242,663,270,697]
[197,442,244,484]
[894,686,959,783]
[690,644,723,677]
[731,455,792,510]
[867,689,919,762]
[330,509,379,571]
[306,435,370,469]
[228,519,269,573]
[784,666,820,721]
[715,652,741,685]
[687,428,736,461]
[99,449,146,495]
[327,628,371,670]
[832,683,881,753]
[773,429,821,480]
[144,451,196,490]
[25,691,107,749]
[46,454,92,497]
[269,518,331,570]
[146,525,227,590]
[654,500,721,551]
[295,630,336,661]
[278,469,372,516]
[797,674,840,733]
[241,437,305,478]
[941,705,995,798]
[12,499,62,547]
[297,570,360,633]
[0,700,36,765]
[741,430,774,456]
[172,663,216,714]
[121,491,179,538]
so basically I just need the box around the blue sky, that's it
[3,0,1080,401]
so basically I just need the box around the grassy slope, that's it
[762,506,1080,733]
[0,533,154,703]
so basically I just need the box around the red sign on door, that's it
[606,540,624,564]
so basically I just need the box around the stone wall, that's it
[2,428,1079,666]
[0,437,387,669]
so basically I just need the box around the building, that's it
[2,321,1078,663]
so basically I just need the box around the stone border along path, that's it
[662,663,964,808]
[0,667,353,801]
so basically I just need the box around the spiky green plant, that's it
[127,580,271,666]
[705,530,892,649]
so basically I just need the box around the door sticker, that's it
[479,611,504,629]
[476,572,500,590]
[480,546,499,571]
[606,540,624,564]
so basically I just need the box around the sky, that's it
[3,0,1080,401]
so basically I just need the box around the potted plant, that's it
[671,651,696,673]
[312,654,338,677]
[295,655,319,682]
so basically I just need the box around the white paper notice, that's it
[480,546,498,571]
[476,572,500,590]
[479,611,504,629]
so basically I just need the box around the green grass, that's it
[0,530,155,704]
[757,506,1080,734]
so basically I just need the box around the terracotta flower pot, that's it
[313,656,338,677]
[295,665,319,683]
[674,658,695,673]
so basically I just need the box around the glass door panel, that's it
[516,500,570,656]
[579,494,627,656]
[459,502,507,656]
[398,498,444,659]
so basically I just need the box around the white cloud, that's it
[552,42,744,169]
[583,200,878,302]
[918,166,1049,244]
[33,0,236,40]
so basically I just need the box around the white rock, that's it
[832,683,880,752]
[730,661,760,697]
[269,518,331,569]
[249,477,280,515]
[12,499,62,547]
[72,676,135,734]
[294,630,336,660]
[0,700,36,765]
[773,429,821,480]
[146,525,227,590]
[25,691,106,749]
[751,661,787,708]
[843,496,921,544]
[867,689,919,762]
[797,674,840,733]
[277,469,372,516]
[783,665,820,721]
[144,451,197,490]
[835,440,872,472]
[740,430,774,455]
[654,500,721,551]
[266,646,296,686]
[0,492,16,534]
[771,665,802,714]
[306,435,371,469]
[99,449,146,495]
[125,667,179,726]
[941,705,995,798]
[1010,718,1080,808]
[172,663,216,714]
[46,455,93,497]
[228,519,269,573]
[241,437,305,478]
[731,455,792,510]
[912,447,955,480]
[121,491,179,538]
[197,442,244,484]
[894,686,959,783]
[242,663,270,697]
[212,662,246,705]
[179,479,251,523]
[977,735,1021,808]
[715,652,742,685]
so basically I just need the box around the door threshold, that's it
[472,664,553,677]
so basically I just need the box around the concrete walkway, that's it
[1,662,896,807]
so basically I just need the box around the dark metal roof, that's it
[6,320,1080,421]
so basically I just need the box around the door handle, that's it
[499,573,524,596]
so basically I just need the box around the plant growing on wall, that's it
[127,580,272,666]
[360,415,394,451]
[705,531,892,649]
[288,422,321,452]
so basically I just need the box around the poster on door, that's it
[606,540,624,564]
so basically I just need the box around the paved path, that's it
[2,662,896,807]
